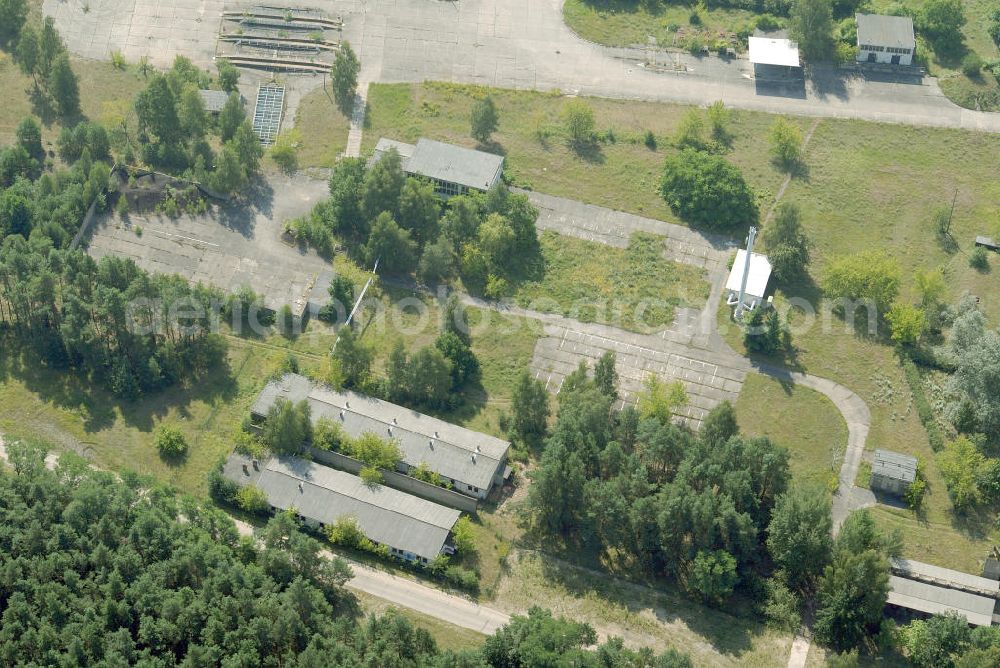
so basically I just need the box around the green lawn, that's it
[0,337,282,497]
[0,53,146,150]
[563,0,760,51]
[512,231,710,333]
[363,82,797,224]
[292,85,350,169]
[735,373,846,489]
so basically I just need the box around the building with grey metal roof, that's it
[871,449,918,496]
[223,452,461,562]
[198,89,231,114]
[856,14,915,66]
[370,137,504,197]
[891,557,1000,598]
[888,575,996,626]
[252,374,512,499]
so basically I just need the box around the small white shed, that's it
[726,250,772,311]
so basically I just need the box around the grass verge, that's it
[292,85,350,169]
[735,373,846,490]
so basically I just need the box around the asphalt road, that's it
[44,0,1000,132]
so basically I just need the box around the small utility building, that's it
[725,250,772,312]
[198,89,231,114]
[371,137,504,197]
[253,374,513,500]
[748,36,801,80]
[870,449,918,496]
[856,14,916,66]
[223,453,461,563]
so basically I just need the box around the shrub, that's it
[451,516,476,554]
[659,149,758,230]
[969,246,989,271]
[154,425,188,459]
[235,484,270,513]
[961,53,983,78]
[644,129,657,150]
[326,516,374,551]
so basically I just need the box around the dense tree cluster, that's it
[527,354,791,603]
[943,298,1000,438]
[132,57,262,194]
[897,612,1000,666]
[0,240,226,397]
[659,149,758,231]
[298,151,538,298]
[13,16,81,117]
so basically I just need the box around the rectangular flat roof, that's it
[198,89,230,113]
[748,37,800,67]
[223,453,461,561]
[726,249,772,300]
[873,449,917,483]
[891,557,1000,597]
[253,374,511,491]
[371,137,417,166]
[406,139,504,191]
[888,575,996,626]
[856,14,915,50]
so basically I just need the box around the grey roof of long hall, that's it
[223,452,461,561]
[252,374,511,490]
[392,138,503,191]
[888,575,996,626]
[856,14,915,49]
[872,449,918,483]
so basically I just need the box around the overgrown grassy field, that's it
[494,551,793,666]
[563,0,759,50]
[362,82,798,223]
[735,373,846,489]
[512,232,710,332]
[0,54,146,148]
[719,115,1000,570]
[292,85,350,169]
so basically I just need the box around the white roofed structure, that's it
[748,37,801,68]
[725,250,772,311]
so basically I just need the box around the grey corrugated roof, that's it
[372,138,416,165]
[891,557,1000,597]
[872,449,917,483]
[856,14,915,50]
[405,139,504,191]
[199,89,231,113]
[253,374,511,491]
[223,453,460,561]
[888,576,996,626]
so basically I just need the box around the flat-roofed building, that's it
[252,374,512,499]
[370,137,504,197]
[198,89,231,114]
[223,452,461,563]
[725,249,772,312]
[871,449,917,496]
[856,14,916,66]
[891,557,1000,598]
[748,36,801,80]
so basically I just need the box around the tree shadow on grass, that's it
[528,549,760,659]
[0,335,237,436]
[568,140,605,165]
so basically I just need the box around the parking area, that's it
[85,173,334,314]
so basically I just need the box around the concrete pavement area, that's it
[44,0,1000,132]
[85,173,333,313]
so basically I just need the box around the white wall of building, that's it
[857,45,913,66]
